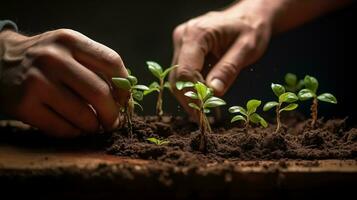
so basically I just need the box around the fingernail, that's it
[210,78,225,92]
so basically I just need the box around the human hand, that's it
[170,0,274,119]
[0,29,128,137]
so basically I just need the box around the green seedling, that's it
[176,81,226,152]
[284,73,304,92]
[112,70,149,139]
[144,61,178,118]
[263,83,299,133]
[297,75,337,127]
[146,137,170,145]
[229,99,268,129]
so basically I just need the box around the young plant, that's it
[176,81,226,152]
[144,61,177,118]
[112,71,149,138]
[284,73,304,92]
[146,137,170,145]
[297,75,337,127]
[229,99,268,128]
[263,83,299,133]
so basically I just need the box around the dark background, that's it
[2,0,356,124]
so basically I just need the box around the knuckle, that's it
[91,82,111,102]
[220,61,239,76]
[53,28,79,41]
[173,24,185,40]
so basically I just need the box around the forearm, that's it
[226,0,353,34]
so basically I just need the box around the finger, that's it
[206,36,258,96]
[43,81,99,134]
[29,45,121,130]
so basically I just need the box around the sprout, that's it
[144,61,178,118]
[297,75,337,127]
[263,83,299,133]
[229,99,268,129]
[284,73,304,92]
[112,70,149,138]
[146,137,170,145]
[176,81,226,152]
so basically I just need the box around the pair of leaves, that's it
[146,137,169,145]
[264,83,299,113]
[188,96,226,112]
[147,61,178,80]
[229,99,268,128]
[284,73,304,92]
[112,75,149,91]
[298,89,337,104]
[176,81,194,90]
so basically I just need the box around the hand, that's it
[0,29,128,137]
[170,0,274,119]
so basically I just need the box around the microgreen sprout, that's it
[263,83,299,133]
[297,75,337,127]
[229,99,268,129]
[146,137,170,145]
[284,73,304,93]
[144,61,178,118]
[176,81,226,152]
[112,70,149,138]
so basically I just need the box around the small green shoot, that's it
[146,137,170,145]
[284,73,304,92]
[263,83,299,133]
[176,81,226,152]
[229,99,268,129]
[112,70,149,138]
[144,61,178,118]
[297,75,337,127]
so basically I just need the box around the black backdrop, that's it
[2,0,356,124]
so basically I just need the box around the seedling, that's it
[263,83,299,133]
[297,75,337,127]
[284,73,304,92]
[229,99,268,128]
[146,137,170,145]
[176,81,226,152]
[112,71,149,138]
[144,61,178,118]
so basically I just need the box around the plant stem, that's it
[156,79,164,120]
[245,117,250,129]
[275,104,281,133]
[311,97,318,128]
[126,94,134,139]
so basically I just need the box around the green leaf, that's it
[249,113,268,128]
[279,92,298,103]
[132,85,149,91]
[176,81,194,90]
[161,65,178,79]
[164,81,171,89]
[132,90,144,101]
[298,89,315,101]
[285,73,297,87]
[297,80,304,90]
[231,115,246,123]
[149,81,160,89]
[263,101,279,111]
[133,100,143,111]
[204,97,226,108]
[304,75,318,93]
[195,81,208,100]
[279,103,298,113]
[184,91,198,99]
[188,103,200,111]
[317,93,337,104]
[112,77,131,90]
[204,88,214,101]
[271,83,285,97]
[127,75,138,86]
[126,68,131,75]
[204,109,211,114]
[146,137,169,145]
[147,61,163,79]
[143,88,160,95]
[228,106,247,116]
[246,99,261,114]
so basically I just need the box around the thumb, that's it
[206,38,256,96]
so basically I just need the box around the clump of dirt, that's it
[106,116,357,166]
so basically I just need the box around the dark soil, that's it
[106,115,357,166]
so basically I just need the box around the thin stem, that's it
[156,79,164,120]
[245,116,250,129]
[275,104,281,133]
[126,93,134,139]
[311,97,318,128]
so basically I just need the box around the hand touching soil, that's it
[0,29,129,137]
